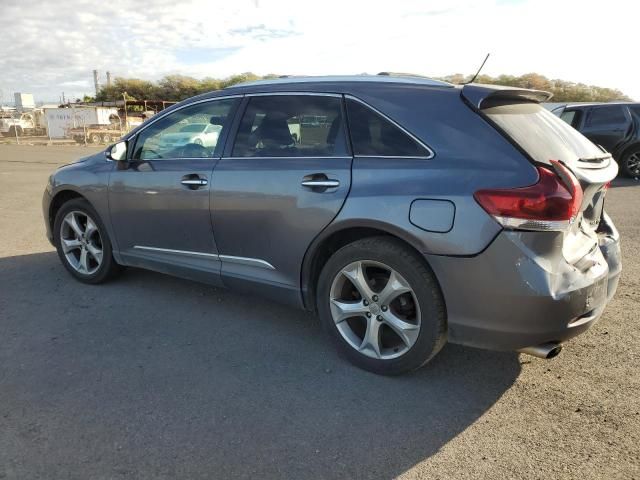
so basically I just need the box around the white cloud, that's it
[1,0,638,102]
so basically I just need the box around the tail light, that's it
[474,160,583,232]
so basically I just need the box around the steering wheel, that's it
[180,142,210,158]
[141,149,162,160]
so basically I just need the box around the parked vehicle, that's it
[553,102,640,177]
[68,124,124,144]
[154,122,221,155]
[42,76,621,375]
[0,110,46,136]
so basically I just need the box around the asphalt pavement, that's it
[0,144,638,479]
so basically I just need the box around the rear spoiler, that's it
[461,84,553,109]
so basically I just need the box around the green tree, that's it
[95,72,631,104]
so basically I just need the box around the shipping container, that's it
[44,107,119,138]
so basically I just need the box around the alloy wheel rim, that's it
[627,152,640,176]
[60,211,103,275]
[329,260,421,360]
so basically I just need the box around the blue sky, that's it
[1,0,638,102]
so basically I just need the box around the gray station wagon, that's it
[42,76,621,375]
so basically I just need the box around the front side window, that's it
[132,98,236,160]
[346,98,430,157]
[232,95,348,157]
[585,106,628,128]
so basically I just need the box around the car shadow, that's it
[0,252,521,479]
[610,177,640,188]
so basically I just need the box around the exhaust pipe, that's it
[517,342,562,359]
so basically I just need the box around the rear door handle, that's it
[301,173,340,189]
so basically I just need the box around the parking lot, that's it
[0,144,638,479]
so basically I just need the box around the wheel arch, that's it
[301,220,440,311]
[618,141,640,160]
[48,189,89,233]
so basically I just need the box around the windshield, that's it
[484,102,605,164]
[179,123,206,133]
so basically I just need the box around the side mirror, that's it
[107,141,127,161]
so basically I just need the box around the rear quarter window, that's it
[346,98,431,158]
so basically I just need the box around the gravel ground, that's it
[0,144,638,479]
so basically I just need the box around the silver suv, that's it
[42,76,621,375]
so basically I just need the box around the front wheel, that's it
[317,236,446,375]
[620,148,640,178]
[53,198,121,284]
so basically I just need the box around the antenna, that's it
[464,53,490,84]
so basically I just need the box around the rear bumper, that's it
[425,213,621,351]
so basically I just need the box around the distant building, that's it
[14,93,35,111]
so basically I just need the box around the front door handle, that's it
[181,174,208,189]
[181,179,208,186]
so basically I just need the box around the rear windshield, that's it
[483,102,605,164]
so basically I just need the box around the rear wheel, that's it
[621,148,640,178]
[102,134,112,143]
[89,133,101,144]
[317,236,446,375]
[53,199,121,284]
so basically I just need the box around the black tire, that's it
[316,236,447,375]
[620,147,640,178]
[89,133,101,144]
[9,126,23,137]
[53,198,121,284]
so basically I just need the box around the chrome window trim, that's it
[223,156,352,161]
[344,94,436,160]
[133,246,275,270]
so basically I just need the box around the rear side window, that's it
[346,99,431,157]
[484,102,605,164]
[232,95,348,157]
[585,106,628,127]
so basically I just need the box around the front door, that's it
[212,94,352,304]
[108,97,239,285]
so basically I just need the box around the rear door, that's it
[211,93,352,304]
[581,105,631,153]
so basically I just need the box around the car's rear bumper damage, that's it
[425,213,621,352]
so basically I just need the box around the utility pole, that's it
[93,70,100,97]
[122,92,128,130]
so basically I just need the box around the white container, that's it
[44,107,119,138]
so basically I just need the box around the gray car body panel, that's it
[42,76,621,352]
